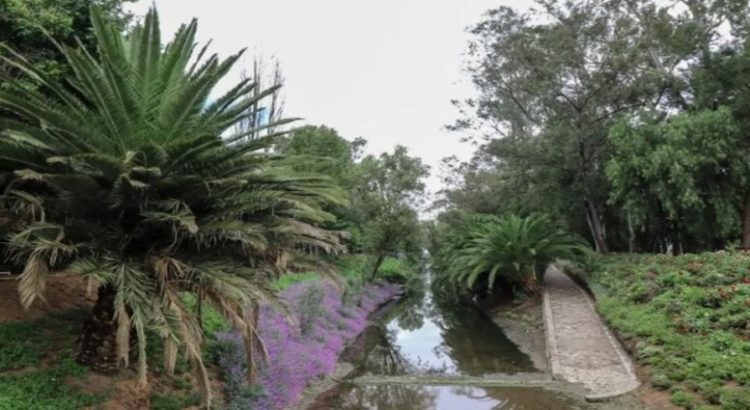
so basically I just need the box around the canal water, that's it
[311,272,579,409]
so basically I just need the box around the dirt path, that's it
[543,265,640,401]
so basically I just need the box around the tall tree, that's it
[688,3,750,247]
[0,0,133,80]
[449,0,693,252]
[276,125,368,251]
[354,146,429,276]
[277,125,366,182]
[235,56,286,139]
[607,108,746,252]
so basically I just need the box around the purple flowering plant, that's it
[215,279,400,409]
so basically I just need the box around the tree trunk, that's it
[371,253,385,280]
[584,198,609,253]
[742,193,750,250]
[77,284,119,372]
[627,212,636,253]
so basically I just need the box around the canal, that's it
[311,272,582,409]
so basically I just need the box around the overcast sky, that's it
[127,1,533,194]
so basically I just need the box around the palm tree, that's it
[0,6,343,406]
[434,213,586,294]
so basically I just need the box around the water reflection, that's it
[321,385,574,410]
[349,274,538,376]
[312,271,574,409]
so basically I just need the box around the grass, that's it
[271,254,418,291]
[0,322,48,371]
[0,309,211,410]
[0,360,103,410]
[273,271,323,290]
[578,252,750,409]
[150,392,201,410]
[0,311,106,410]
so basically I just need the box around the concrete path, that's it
[543,266,640,401]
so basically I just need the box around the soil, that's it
[100,379,152,410]
[0,273,95,324]
[632,372,680,410]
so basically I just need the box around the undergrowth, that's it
[581,252,750,409]
[0,311,104,410]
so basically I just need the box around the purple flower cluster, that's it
[215,280,401,410]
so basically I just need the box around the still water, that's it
[320,385,575,410]
[312,273,577,409]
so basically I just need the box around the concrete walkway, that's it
[543,266,640,401]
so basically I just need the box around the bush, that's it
[211,334,266,410]
[671,390,694,408]
[376,257,417,284]
[336,254,369,281]
[180,293,230,338]
[432,213,587,294]
[273,272,322,290]
[150,393,200,410]
[213,280,401,410]
[297,284,325,335]
[721,387,750,410]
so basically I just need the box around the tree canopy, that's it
[441,0,750,253]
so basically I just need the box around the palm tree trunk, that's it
[77,284,119,372]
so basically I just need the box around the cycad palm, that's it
[435,213,586,294]
[0,7,342,405]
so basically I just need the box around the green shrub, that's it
[273,272,322,290]
[336,254,369,281]
[0,365,103,409]
[298,284,325,335]
[180,293,231,337]
[376,257,417,284]
[585,252,750,408]
[671,390,694,408]
[433,213,588,294]
[150,393,200,410]
[721,387,750,410]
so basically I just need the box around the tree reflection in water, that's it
[313,270,574,409]
[350,271,537,376]
[318,385,575,410]
[340,384,439,410]
[431,296,537,375]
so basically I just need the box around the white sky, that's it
[127,1,534,193]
